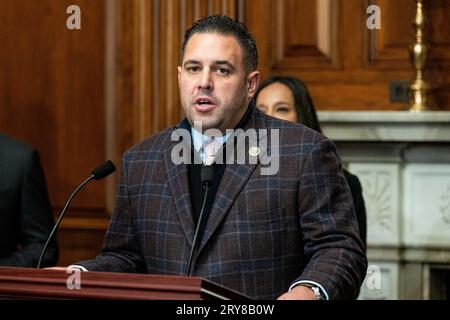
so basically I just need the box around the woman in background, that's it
[255,76,367,248]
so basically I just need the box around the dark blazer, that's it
[77,107,367,299]
[343,169,367,248]
[0,134,58,267]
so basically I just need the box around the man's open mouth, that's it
[194,97,216,112]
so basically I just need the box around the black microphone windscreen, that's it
[201,165,214,185]
[91,160,116,180]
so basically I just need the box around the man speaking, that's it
[71,15,367,300]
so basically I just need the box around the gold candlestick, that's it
[409,0,435,112]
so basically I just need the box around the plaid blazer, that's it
[77,107,367,300]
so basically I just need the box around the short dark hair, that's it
[180,15,258,72]
[255,76,322,133]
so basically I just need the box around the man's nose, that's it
[198,69,213,91]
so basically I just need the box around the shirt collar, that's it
[191,127,231,152]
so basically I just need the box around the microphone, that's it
[185,165,214,276]
[201,165,214,187]
[36,160,116,268]
[92,160,116,180]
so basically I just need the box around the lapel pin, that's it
[249,146,260,157]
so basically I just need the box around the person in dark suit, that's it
[255,76,367,247]
[0,134,58,267]
[72,15,367,300]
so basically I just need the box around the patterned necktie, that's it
[202,137,222,166]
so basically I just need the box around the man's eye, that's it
[187,66,200,73]
[216,67,230,75]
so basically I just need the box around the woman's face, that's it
[256,82,298,123]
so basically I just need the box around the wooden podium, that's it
[0,267,249,300]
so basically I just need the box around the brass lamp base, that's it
[409,79,435,112]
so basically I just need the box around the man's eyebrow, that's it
[213,61,235,70]
[183,60,201,67]
[182,60,235,70]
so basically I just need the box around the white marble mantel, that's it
[318,111,450,142]
[316,111,450,299]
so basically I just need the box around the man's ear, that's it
[177,66,182,86]
[247,71,260,99]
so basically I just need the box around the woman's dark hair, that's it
[255,76,322,133]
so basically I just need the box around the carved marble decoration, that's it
[404,164,450,246]
[440,185,450,227]
[319,111,450,299]
[348,163,400,245]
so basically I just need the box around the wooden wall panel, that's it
[427,0,450,69]
[0,0,109,266]
[366,0,415,68]
[245,0,450,111]
[113,0,241,153]
[0,0,107,208]
[56,222,107,266]
[118,0,450,136]
[367,0,450,69]
[273,0,338,69]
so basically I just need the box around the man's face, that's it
[178,32,260,133]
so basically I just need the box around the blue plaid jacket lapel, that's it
[163,140,195,247]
